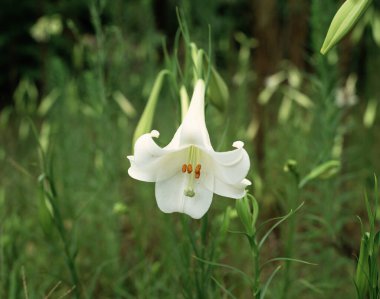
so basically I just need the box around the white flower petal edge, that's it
[155,172,214,219]
[127,130,186,182]
[128,79,251,219]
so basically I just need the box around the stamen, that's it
[182,146,202,197]
[195,164,201,179]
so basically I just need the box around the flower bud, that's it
[258,72,286,105]
[283,86,314,109]
[321,0,372,55]
[236,194,258,237]
[132,70,170,145]
[190,43,203,81]
[207,66,229,112]
[278,96,292,124]
[363,98,377,128]
[113,91,136,119]
[179,85,189,121]
[113,202,128,215]
[190,42,229,111]
[38,90,59,116]
[299,160,341,188]
[30,14,63,42]
[372,10,380,47]
[283,159,298,173]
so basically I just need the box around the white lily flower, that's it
[128,79,251,219]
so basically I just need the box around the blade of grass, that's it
[193,256,253,284]
[258,202,304,249]
[259,266,282,299]
[260,257,317,270]
[211,276,237,299]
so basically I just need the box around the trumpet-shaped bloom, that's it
[128,79,251,219]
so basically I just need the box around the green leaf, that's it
[193,256,253,284]
[298,279,324,295]
[258,202,304,249]
[260,257,317,270]
[259,266,282,299]
[211,276,237,299]
[355,234,370,297]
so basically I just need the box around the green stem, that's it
[90,2,106,104]
[281,176,300,299]
[32,120,80,298]
[200,214,209,296]
[250,235,261,298]
[281,219,295,298]
[46,189,81,299]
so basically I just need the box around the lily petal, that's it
[169,79,212,150]
[133,130,166,164]
[155,172,214,219]
[214,178,251,199]
[129,131,186,182]
[204,142,250,185]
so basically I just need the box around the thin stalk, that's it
[90,2,106,104]
[250,236,261,297]
[31,120,81,299]
[200,213,209,292]
[281,173,300,299]
[45,183,80,299]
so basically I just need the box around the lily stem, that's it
[281,172,300,299]
[45,178,81,299]
[248,234,261,298]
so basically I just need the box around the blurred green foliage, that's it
[1,0,380,298]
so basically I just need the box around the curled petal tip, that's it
[242,179,252,186]
[233,141,244,149]
[150,130,160,138]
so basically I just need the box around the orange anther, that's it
[195,164,201,172]
[182,164,187,173]
[195,172,200,179]
[187,164,193,173]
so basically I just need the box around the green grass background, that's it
[1,0,380,298]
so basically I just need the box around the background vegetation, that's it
[1,0,380,298]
